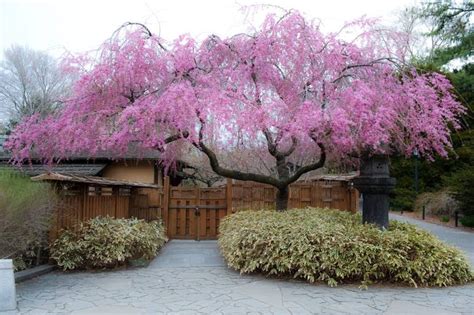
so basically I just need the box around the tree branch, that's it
[279,136,298,157]
[263,128,278,157]
[263,129,298,158]
[195,120,283,188]
[285,140,325,186]
[154,131,189,152]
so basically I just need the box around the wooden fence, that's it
[51,185,131,240]
[52,177,358,240]
[231,180,358,212]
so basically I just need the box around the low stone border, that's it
[15,264,55,283]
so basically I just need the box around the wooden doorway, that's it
[167,186,229,240]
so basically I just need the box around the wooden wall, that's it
[50,185,131,240]
[231,180,359,213]
[51,177,358,240]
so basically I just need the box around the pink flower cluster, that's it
[6,12,464,167]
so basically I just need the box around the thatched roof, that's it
[31,172,158,188]
[1,163,107,176]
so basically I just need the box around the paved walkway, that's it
[391,213,474,266]
[14,239,474,315]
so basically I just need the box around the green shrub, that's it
[445,166,474,217]
[218,208,472,287]
[440,215,450,223]
[0,169,56,270]
[50,217,167,270]
[460,215,474,228]
[390,186,417,211]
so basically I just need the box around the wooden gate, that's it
[130,177,232,240]
[167,185,229,240]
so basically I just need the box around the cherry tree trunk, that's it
[276,187,289,212]
[353,155,396,229]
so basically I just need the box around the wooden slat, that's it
[52,176,357,241]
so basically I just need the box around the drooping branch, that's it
[194,115,325,189]
[263,129,298,159]
[194,119,283,188]
[154,131,189,152]
[279,136,298,157]
[263,128,278,157]
[117,22,168,52]
[332,57,401,83]
[195,140,283,188]
[285,142,326,185]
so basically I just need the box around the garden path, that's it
[14,239,474,315]
[391,213,474,266]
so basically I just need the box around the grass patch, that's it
[218,208,472,287]
[0,169,56,270]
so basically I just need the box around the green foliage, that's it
[390,2,473,212]
[0,169,56,269]
[445,166,474,216]
[460,215,474,228]
[50,217,167,270]
[219,208,472,287]
[390,186,418,211]
[419,0,473,66]
[390,126,474,211]
[440,215,450,222]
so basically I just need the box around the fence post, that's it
[422,205,425,220]
[455,211,459,227]
[195,186,200,240]
[163,176,170,233]
[113,186,118,218]
[226,178,233,214]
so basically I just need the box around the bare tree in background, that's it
[0,45,70,123]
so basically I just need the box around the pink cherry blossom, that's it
[6,12,464,181]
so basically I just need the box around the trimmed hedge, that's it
[218,208,472,287]
[460,215,474,228]
[51,217,167,270]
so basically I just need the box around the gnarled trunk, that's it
[276,187,289,212]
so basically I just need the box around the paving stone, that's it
[15,240,474,314]
[385,300,461,315]
[70,305,145,315]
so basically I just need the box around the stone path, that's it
[14,239,474,315]
[391,213,474,266]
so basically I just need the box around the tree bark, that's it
[194,119,326,212]
[276,187,289,212]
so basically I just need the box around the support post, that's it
[226,178,233,214]
[162,176,170,233]
[353,155,396,229]
[0,259,16,312]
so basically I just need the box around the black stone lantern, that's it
[352,155,396,229]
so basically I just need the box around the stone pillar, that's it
[0,259,16,312]
[352,155,396,229]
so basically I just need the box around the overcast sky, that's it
[1,0,419,57]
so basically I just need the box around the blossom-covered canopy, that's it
[7,12,464,182]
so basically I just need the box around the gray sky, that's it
[1,0,419,57]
